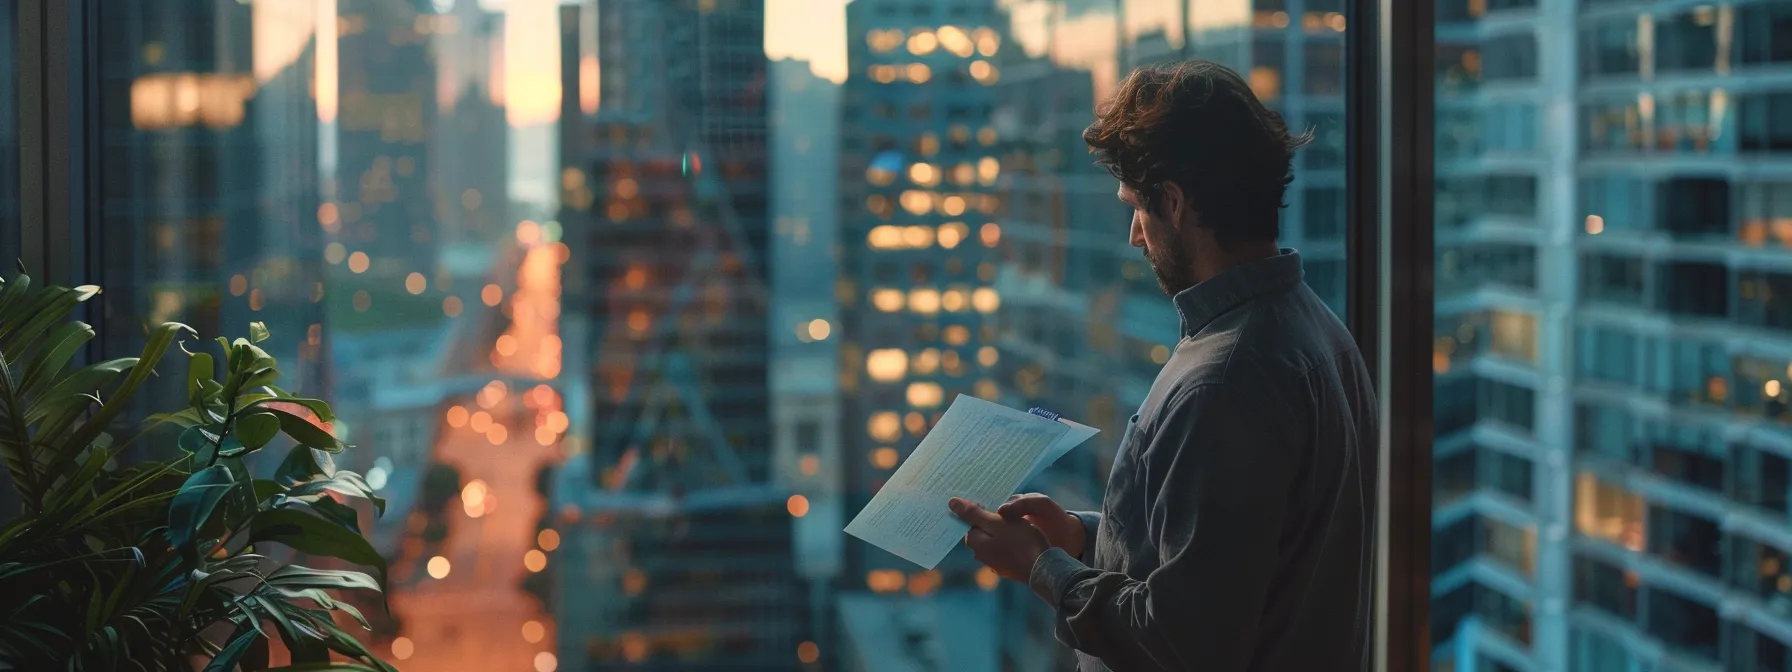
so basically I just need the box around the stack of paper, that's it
[843,395,1100,569]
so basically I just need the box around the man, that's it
[949,60,1377,671]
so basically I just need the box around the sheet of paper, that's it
[844,395,1084,569]
[1021,419,1100,486]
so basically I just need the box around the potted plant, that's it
[0,273,395,671]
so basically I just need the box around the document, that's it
[844,395,1101,569]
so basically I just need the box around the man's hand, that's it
[998,493,1086,559]
[950,497,1050,582]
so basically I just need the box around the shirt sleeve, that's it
[1069,510,1101,564]
[1027,384,1293,671]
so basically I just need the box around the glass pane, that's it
[86,0,1350,669]
[1434,0,1792,669]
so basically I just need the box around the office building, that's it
[92,1,328,453]
[550,1,805,667]
[834,0,1016,667]
[1430,0,1792,670]
[767,56,848,661]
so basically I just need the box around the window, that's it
[1571,627,1634,672]
[1575,473,1646,549]
[1655,9,1720,73]
[1646,587,1721,661]
[1481,33,1537,81]
[31,0,1346,667]
[1739,92,1792,152]
[1573,555,1636,619]
[1647,506,1724,577]
[1737,2,1792,66]
[1303,186,1344,240]
[1581,21,1640,77]
[1304,42,1344,96]
[1305,110,1346,170]
[1580,254,1646,306]
[1658,261,1729,319]
[1656,177,1731,238]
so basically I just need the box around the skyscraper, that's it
[834,0,1018,666]
[1432,0,1792,670]
[551,1,804,667]
[92,0,328,456]
[767,56,847,664]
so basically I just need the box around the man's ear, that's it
[1160,181,1189,228]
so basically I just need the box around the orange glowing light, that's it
[787,494,810,517]
[488,424,509,445]
[524,549,547,572]
[535,426,557,445]
[443,295,463,317]
[496,334,519,356]
[482,284,504,306]
[517,220,541,244]
[446,406,469,428]
[538,528,560,551]
[469,411,493,433]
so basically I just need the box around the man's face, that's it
[1121,184,1197,295]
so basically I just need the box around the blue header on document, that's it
[1027,407,1061,422]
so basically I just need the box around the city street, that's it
[388,414,562,671]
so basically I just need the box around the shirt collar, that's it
[1172,248,1304,337]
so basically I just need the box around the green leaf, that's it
[178,425,222,454]
[289,496,362,534]
[267,408,344,452]
[249,321,271,344]
[236,411,280,450]
[202,626,259,672]
[143,407,206,430]
[55,322,192,471]
[289,472,385,518]
[17,320,94,396]
[167,464,236,563]
[275,445,336,484]
[247,508,387,583]
[266,565,383,594]
[253,478,288,504]
[0,345,41,511]
[187,350,215,407]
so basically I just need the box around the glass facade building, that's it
[1432,0,1792,670]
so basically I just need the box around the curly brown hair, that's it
[1083,60,1312,246]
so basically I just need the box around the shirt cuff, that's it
[1029,547,1086,610]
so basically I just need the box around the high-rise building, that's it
[333,0,439,274]
[767,56,848,662]
[1431,0,1792,670]
[432,2,511,246]
[834,0,1016,666]
[550,1,804,667]
[92,1,328,456]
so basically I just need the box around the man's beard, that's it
[1146,227,1198,296]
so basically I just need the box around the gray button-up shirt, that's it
[1029,249,1377,672]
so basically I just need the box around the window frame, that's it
[1346,0,1437,669]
